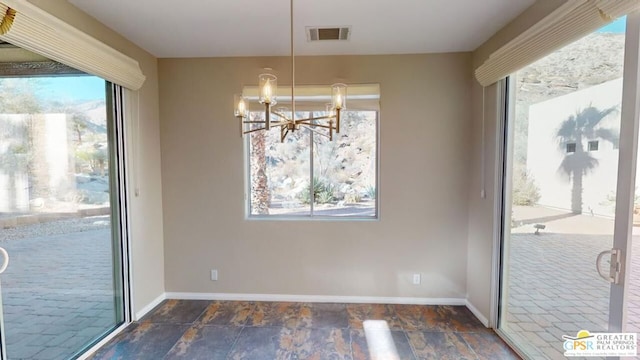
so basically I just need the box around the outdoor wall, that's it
[159,54,472,300]
[26,0,165,315]
[468,0,568,324]
[527,78,622,216]
[0,114,72,212]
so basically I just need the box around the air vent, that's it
[307,27,351,41]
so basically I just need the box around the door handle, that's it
[0,247,9,274]
[596,249,621,284]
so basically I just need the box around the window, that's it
[246,110,378,218]
[566,142,576,153]
[588,140,599,151]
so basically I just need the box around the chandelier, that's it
[233,0,347,142]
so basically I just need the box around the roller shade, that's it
[242,83,380,111]
[0,0,145,90]
[475,0,640,87]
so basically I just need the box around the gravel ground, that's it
[0,215,111,242]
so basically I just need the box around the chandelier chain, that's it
[291,0,295,118]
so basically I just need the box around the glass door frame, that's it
[610,10,640,333]
[492,9,640,356]
[74,84,134,359]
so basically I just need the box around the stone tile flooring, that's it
[90,300,519,360]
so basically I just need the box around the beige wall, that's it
[466,0,567,322]
[159,54,473,299]
[27,0,165,314]
[18,0,567,320]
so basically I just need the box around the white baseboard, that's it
[465,299,490,327]
[165,292,467,306]
[132,292,490,328]
[135,293,167,320]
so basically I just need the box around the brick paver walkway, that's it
[504,206,640,359]
[0,225,117,360]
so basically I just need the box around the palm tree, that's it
[250,114,270,214]
[556,105,618,214]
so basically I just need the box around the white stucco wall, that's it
[527,78,622,215]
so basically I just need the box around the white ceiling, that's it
[68,0,535,58]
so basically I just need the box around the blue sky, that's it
[598,16,626,33]
[36,76,106,102]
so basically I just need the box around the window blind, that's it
[475,0,640,87]
[0,0,145,90]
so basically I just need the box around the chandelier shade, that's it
[258,73,277,105]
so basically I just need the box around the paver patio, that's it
[0,218,116,360]
[504,206,640,359]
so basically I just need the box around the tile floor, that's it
[89,300,519,360]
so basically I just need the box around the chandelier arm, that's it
[244,121,271,124]
[269,122,290,128]
[295,115,336,123]
[281,128,289,143]
[305,123,334,130]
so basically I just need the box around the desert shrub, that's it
[604,188,640,211]
[317,190,334,204]
[344,192,362,203]
[76,144,108,175]
[297,176,336,204]
[512,164,541,206]
[365,185,376,199]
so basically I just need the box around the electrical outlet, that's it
[412,273,421,285]
[210,269,218,281]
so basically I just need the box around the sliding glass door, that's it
[499,14,640,359]
[0,63,129,358]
